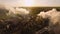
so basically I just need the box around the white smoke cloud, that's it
[5,7,15,17]
[6,7,29,17]
[0,5,30,17]
[37,8,60,34]
[15,8,29,15]
[37,11,49,18]
[38,8,60,25]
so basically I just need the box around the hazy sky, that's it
[0,0,60,7]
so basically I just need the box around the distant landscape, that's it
[0,7,60,34]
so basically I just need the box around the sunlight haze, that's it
[0,0,60,7]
